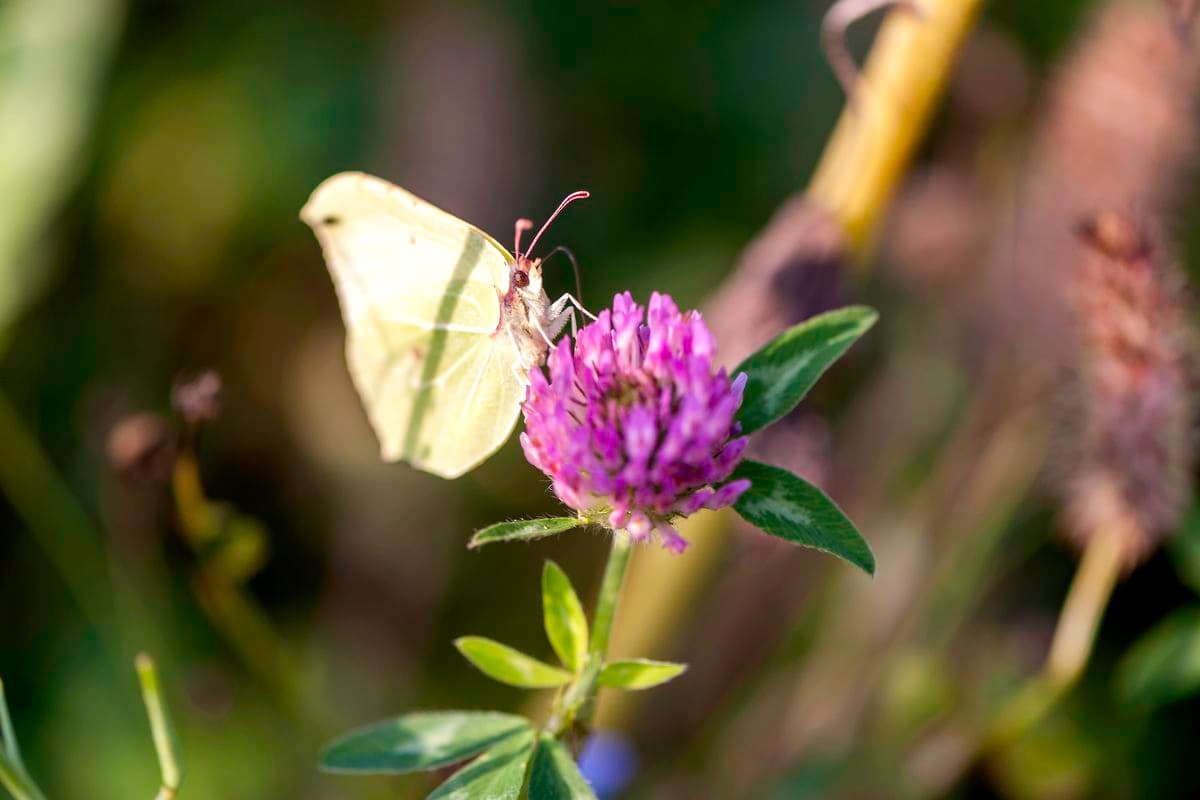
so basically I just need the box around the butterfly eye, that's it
[513,270,530,289]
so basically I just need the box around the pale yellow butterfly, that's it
[300,172,591,478]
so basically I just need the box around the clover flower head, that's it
[520,292,751,553]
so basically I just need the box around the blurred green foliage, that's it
[2,1,1200,799]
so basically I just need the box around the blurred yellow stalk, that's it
[808,0,984,256]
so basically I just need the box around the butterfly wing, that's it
[301,172,527,479]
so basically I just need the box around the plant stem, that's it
[988,524,1124,747]
[136,653,182,798]
[170,443,323,730]
[0,680,46,800]
[589,532,634,658]
[0,389,116,636]
[0,679,21,768]
[1045,525,1124,687]
[0,755,45,800]
[546,533,634,736]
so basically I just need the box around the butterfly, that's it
[300,172,591,478]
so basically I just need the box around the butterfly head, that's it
[511,190,589,299]
[510,255,544,299]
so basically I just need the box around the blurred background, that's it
[3,0,1200,797]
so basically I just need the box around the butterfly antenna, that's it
[543,245,584,301]
[514,218,534,259]
[525,190,590,258]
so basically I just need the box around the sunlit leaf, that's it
[320,711,530,774]
[469,517,582,548]
[731,460,874,575]
[528,734,597,799]
[0,0,122,346]
[733,306,877,435]
[428,729,535,800]
[1117,606,1200,708]
[598,659,687,691]
[543,561,589,673]
[454,637,572,689]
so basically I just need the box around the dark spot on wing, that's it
[411,345,425,362]
[322,215,340,226]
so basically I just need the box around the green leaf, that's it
[429,729,535,800]
[454,637,572,689]
[0,0,122,349]
[0,749,47,800]
[542,561,589,673]
[731,460,874,575]
[469,517,582,548]
[733,306,877,435]
[598,659,687,690]
[1117,606,1200,708]
[528,734,598,799]
[320,711,530,773]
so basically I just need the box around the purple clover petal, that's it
[627,510,652,542]
[706,479,752,510]
[677,488,715,515]
[656,522,689,554]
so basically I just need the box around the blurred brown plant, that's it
[1055,211,1195,566]
[1166,0,1200,37]
[982,0,1200,360]
[106,412,177,482]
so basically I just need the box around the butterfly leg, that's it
[543,304,577,342]
[551,292,598,321]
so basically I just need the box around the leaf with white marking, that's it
[733,306,877,435]
[320,711,530,773]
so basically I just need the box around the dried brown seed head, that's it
[1055,212,1194,566]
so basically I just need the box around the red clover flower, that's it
[520,292,751,553]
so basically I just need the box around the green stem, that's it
[136,653,181,797]
[987,524,1124,748]
[0,755,46,800]
[547,533,634,736]
[0,681,46,800]
[0,389,116,636]
[0,679,21,767]
[588,532,634,658]
[171,444,324,731]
